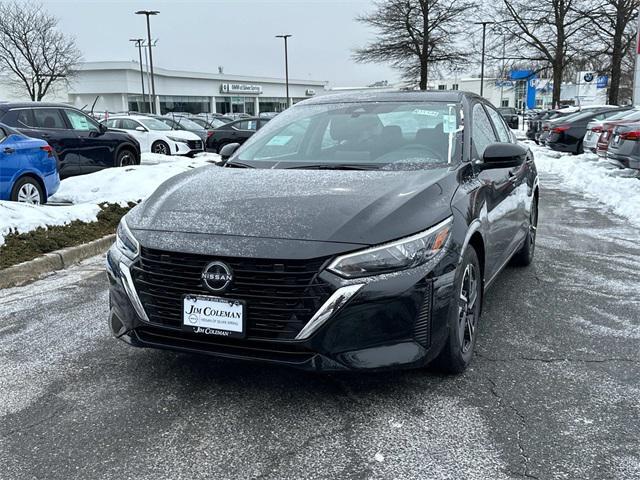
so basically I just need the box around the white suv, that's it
[103,115,204,155]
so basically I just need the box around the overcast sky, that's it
[38,0,398,87]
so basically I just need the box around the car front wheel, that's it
[433,245,482,374]
[11,177,45,205]
[116,148,137,167]
[151,141,170,155]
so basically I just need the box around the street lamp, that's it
[129,38,147,112]
[474,21,494,97]
[276,34,292,108]
[135,10,159,113]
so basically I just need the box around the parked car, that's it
[584,108,640,153]
[606,122,640,170]
[0,123,59,204]
[497,107,519,129]
[159,115,208,144]
[546,107,622,153]
[106,90,539,373]
[206,117,271,153]
[103,115,204,156]
[0,103,140,179]
[188,116,229,130]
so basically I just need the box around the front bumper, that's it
[106,244,458,372]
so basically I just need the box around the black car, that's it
[497,107,519,129]
[0,103,140,178]
[106,91,539,373]
[546,107,623,154]
[206,117,271,153]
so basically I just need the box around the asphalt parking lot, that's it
[1,172,639,480]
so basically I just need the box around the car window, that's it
[486,106,511,142]
[236,120,257,131]
[33,108,67,129]
[472,104,498,156]
[104,119,119,128]
[120,119,141,130]
[0,127,5,143]
[64,109,99,132]
[1,109,35,128]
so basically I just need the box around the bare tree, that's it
[579,0,639,104]
[492,0,588,107]
[353,0,477,90]
[0,1,81,101]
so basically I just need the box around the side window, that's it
[33,108,67,129]
[472,104,498,157]
[486,106,511,143]
[120,119,140,130]
[235,120,257,131]
[64,109,99,132]
[3,109,36,128]
[105,119,119,128]
[0,127,6,142]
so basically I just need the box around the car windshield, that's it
[175,117,205,130]
[236,101,463,169]
[140,118,172,131]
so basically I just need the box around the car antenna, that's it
[90,95,100,117]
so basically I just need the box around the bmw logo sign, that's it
[584,72,594,83]
[201,261,233,293]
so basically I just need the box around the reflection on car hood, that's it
[127,166,458,245]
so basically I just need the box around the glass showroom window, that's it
[159,96,211,115]
[127,95,150,113]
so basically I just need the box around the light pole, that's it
[474,21,494,98]
[276,34,292,108]
[129,38,147,112]
[135,10,159,113]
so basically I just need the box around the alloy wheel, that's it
[153,143,168,155]
[529,203,538,250]
[17,183,41,204]
[119,151,135,166]
[457,263,479,354]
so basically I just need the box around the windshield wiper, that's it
[283,163,379,171]
[225,160,255,168]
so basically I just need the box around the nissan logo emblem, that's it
[201,261,233,293]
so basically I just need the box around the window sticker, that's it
[412,109,440,117]
[442,114,457,133]
[267,135,293,146]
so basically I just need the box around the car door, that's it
[62,108,111,172]
[233,120,258,144]
[118,118,150,151]
[486,104,529,255]
[472,102,522,279]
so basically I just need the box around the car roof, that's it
[0,102,79,110]
[299,90,470,106]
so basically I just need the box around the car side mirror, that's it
[135,126,146,132]
[219,142,241,162]
[479,143,528,169]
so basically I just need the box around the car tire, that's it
[573,140,583,155]
[115,148,138,167]
[432,245,482,374]
[151,141,171,155]
[511,197,538,267]
[11,176,45,205]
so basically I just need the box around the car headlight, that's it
[167,136,187,143]
[116,217,140,260]
[327,217,453,278]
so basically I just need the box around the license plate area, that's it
[182,294,245,338]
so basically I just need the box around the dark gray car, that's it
[606,122,640,170]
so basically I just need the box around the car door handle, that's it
[3,147,14,154]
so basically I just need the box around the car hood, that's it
[162,129,201,141]
[127,166,458,245]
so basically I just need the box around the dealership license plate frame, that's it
[182,294,246,339]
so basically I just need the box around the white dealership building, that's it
[0,61,328,116]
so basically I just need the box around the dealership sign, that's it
[220,83,263,95]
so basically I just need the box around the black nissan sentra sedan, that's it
[106,91,539,373]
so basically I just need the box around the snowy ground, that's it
[0,152,219,246]
[522,141,640,228]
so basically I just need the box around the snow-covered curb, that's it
[0,152,219,246]
[527,142,640,229]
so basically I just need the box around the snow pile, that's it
[1,152,220,246]
[0,201,101,247]
[529,142,640,228]
[49,153,218,205]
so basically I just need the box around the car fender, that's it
[9,168,47,196]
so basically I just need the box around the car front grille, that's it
[130,248,334,341]
[187,140,204,151]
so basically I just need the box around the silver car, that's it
[606,122,640,170]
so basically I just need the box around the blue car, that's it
[0,123,59,204]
